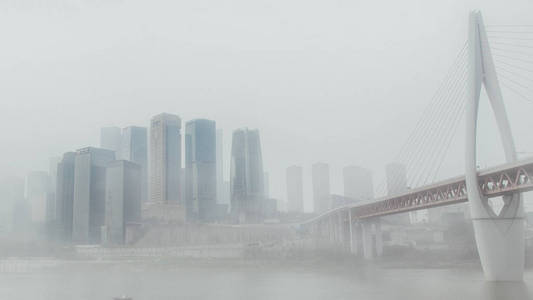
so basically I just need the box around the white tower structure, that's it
[466,11,524,281]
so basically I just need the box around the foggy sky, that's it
[2,0,533,211]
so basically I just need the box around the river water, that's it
[0,260,531,300]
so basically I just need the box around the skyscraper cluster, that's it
[14,112,271,246]
[53,124,148,244]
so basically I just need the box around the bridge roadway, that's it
[303,156,533,225]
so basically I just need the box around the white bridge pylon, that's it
[466,11,524,281]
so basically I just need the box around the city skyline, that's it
[2,2,533,295]
[6,2,533,211]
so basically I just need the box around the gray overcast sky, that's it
[2,0,533,211]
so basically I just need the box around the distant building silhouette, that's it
[385,162,410,224]
[56,152,76,241]
[104,160,141,245]
[329,194,359,209]
[185,119,217,222]
[47,156,61,226]
[72,147,115,243]
[312,163,330,213]
[150,113,182,204]
[216,129,227,205]
[286,166,303,213]
[263,172,270,199]
[0,177,25,234]
[121,126,148,203]
[343,165,374,201]
[25,171,50,224]
[230,128,265,223]
[100,126,122,154]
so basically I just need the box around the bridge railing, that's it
[303,157,533,224]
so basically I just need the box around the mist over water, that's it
[1,261,532,300]
[3,1,533,300]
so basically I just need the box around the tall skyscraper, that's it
[185,119,217,222]
[263,172,270,199]
[56,152,76,241]
[100,127,122,154]
[48,157,61,192]
[312,163,330,213]
[47,157,61,224]
[150,113,182,204]
[385,162,410,224]
[105,160,141,244]
[343,165,374,201]
[72,147,115,243]
[25,171,50,223]
[230,128,265,223]
[216,129,226,205]
[11,178,30,234]
[386,162,407,196]
[0,177,24,234]
[121,126,148,203]
[286,166,303,213]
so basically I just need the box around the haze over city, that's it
[2,0,533,299]
[3,0,533,211]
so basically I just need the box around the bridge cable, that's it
[404,56,469,188]
[374,45,468,195]
[384,47,468,192]
[377,51,468,194]
[494,59,533,74]
[412,65,469,187]
[374,44,468,195]
[500,80,533,104]
[420,73,469,186]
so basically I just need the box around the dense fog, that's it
[2,0,533,299]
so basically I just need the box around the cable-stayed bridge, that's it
[300,11,533,282]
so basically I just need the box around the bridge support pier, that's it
[472,207,525,281]
[361,218,382,260]
[467,11,525,281]
[348,210,359,255]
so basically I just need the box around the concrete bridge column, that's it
[375,219,383,257]
[328,216,335,243]
[337,212,345,246]
[348,210,359,255]
[361,218,383,260]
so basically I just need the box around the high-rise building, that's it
[121,126,148,203]
[48,157,61,192]
[72,147,115,243]
[47,157,61,224]
[286,166,303,213]
[222,180,230,208]
[385,162,410,224]
[105,160,141,244]
[263,172,270,199]
[216,129,226,205]
[386,163,407,196]
[312,163,330,213]
[185,119,217,222]
[12,185,31,234]
[230,128,265,223]
[25,171,50,223]
[100,127,122,154]
[0,177,24,234]
[150,113,182,204]
[56,152,76,241]
[343,165,374,202]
